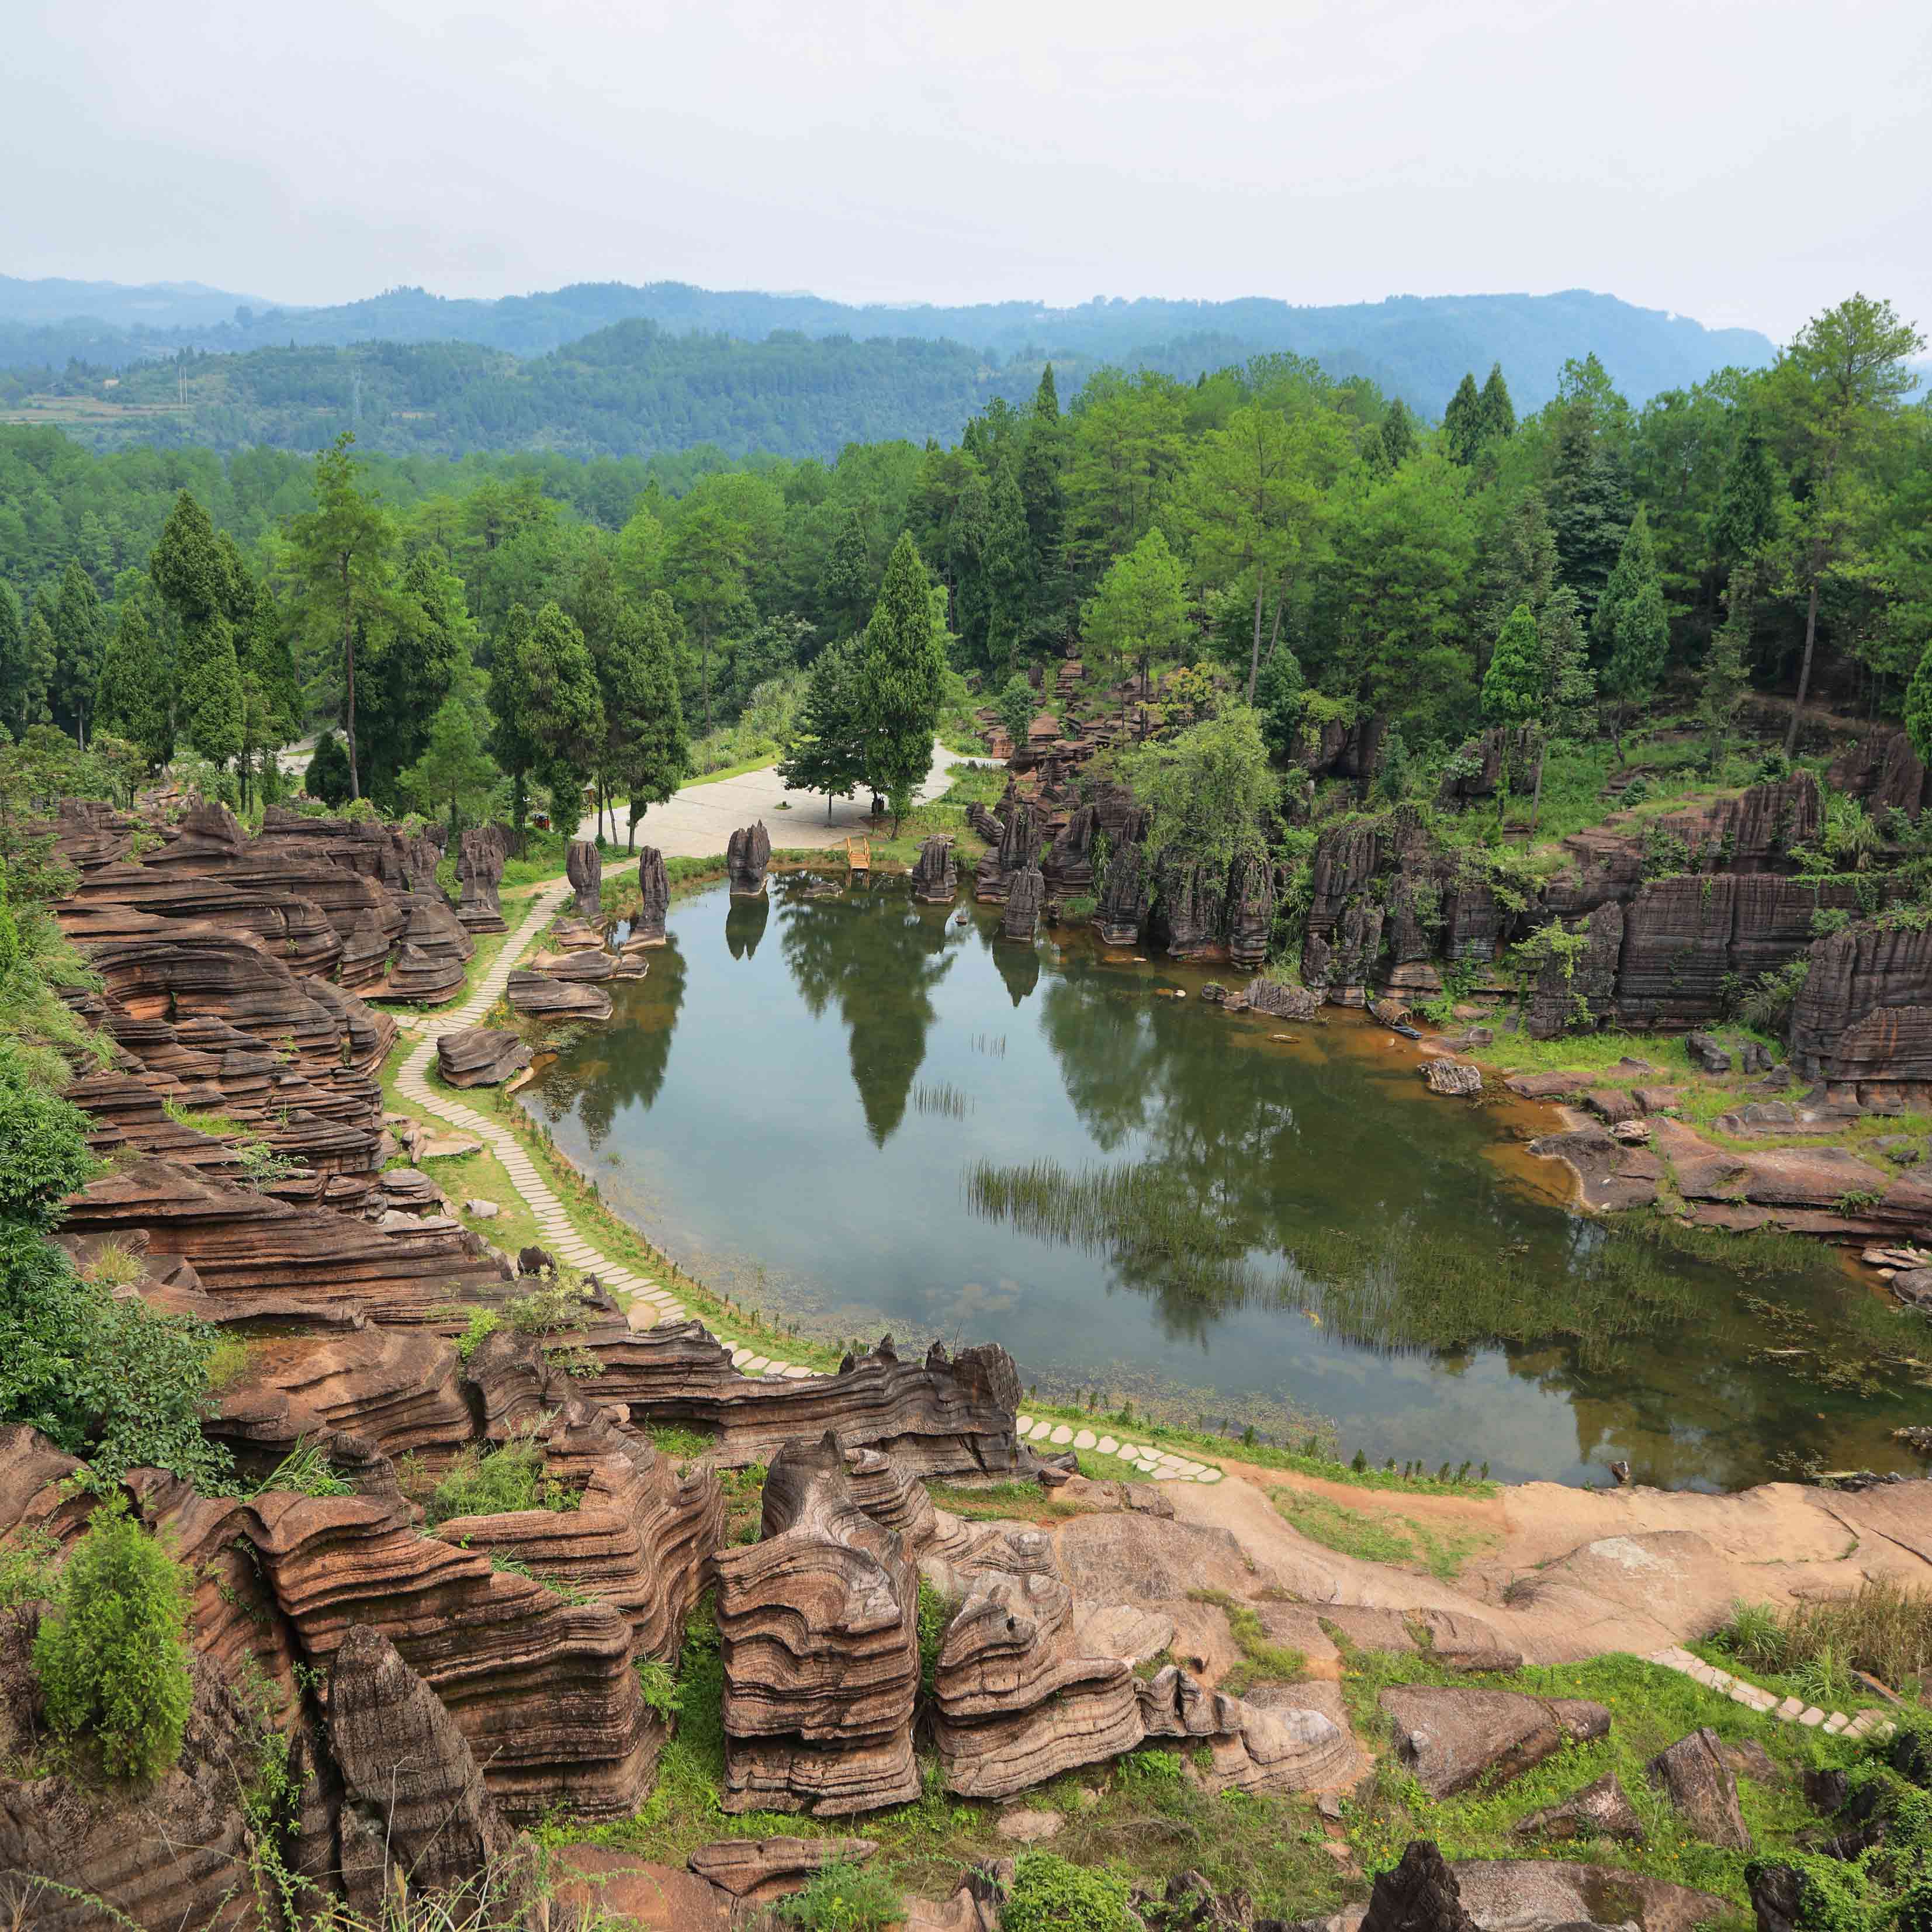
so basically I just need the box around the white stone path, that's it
[1646,1644,1893,1740]
[1014,1415,1223,1484]
[393,880,814,1381]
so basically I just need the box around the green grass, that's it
[425,1436,574,1525]
[1707,1583,1932,1700]
[1273,1491,1498,1581]
[684,752,780,787]
[924,1478,1090,1522]
[1188,1588,1308,1696]
[1337,1646,1861,1909]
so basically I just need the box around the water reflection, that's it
[525,875,1925,1489]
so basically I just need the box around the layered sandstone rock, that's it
[567,839,604,920]
[1379,1687,1609,1798]
[1791,922,1932,1099]
[1227,854,1275,972]
[438,1026,534,1088]
[633,846,671,944]
[728,822,773,896]
[455,825,509,933]
[1041,804,1099,895]
[506,970,614,1020]
[715,1434,922,1815]
[975,803,1040,903]
[1002,864,1045,941]
[1097,835,1149,947]
[912,833,958,902]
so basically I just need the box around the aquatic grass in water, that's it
[913,1081,972,1119]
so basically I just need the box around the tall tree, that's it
[1765,295,1926,753]
[284,433,397,799]
[1595,508,1670,752]
[779,633,871,822]
[603,591,690,850]
[361,549,471,811]
[860,534,947,831]
[1480,604,1542,729]
[816,508,874,640]
[1081,528,1191,691]
[666,500,752,733]
[50,563,105,748]
[0,585,29,740]
[94,600,172,768]
[982,465,1033,676]
[1378,399,1417,470]
[487,603,539,844]
[1019,363,1071,643]
[520,601,604,830]
[1477,363,1517,445]
[1546,354,1635,626]
[1702,569,1754,771]
[1711,423,1780,573]
[148,493,242,771]
[1441,373,1484,465]
[400,695,500,833]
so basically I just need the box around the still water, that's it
[524,874,1929,1490]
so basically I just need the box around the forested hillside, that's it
[0,276,1775,421]
[1,294,1922,861]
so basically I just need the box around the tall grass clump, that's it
[1715,1581,1932,1692]
[425,1435,573,1525]
[913,1081,971,1119]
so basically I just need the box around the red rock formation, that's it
[1831,728,1931,822]
[506,970,614,1020]
[1002,864,1044,941]
[1792,922,1932,1100]
[1096,834,1149,947]
[455,825,510,933]
[567,839,604,920]
[634,846,671,943]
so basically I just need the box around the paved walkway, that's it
[393,880,813,1379]
[1645,1643,1893,1739]
[573,741,977,856]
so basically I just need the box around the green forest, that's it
[1,291,1926,861]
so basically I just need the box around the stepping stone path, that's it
[394,882,815,1381]
[1014,1414,1222,1484]
[1645,1645,1893,1740]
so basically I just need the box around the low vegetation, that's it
[1712,1583,1932,1701]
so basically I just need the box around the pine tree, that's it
[1711,425,1779,570]
[1596,508,1670,752]
[1379,400,1417,470]
[1702,569,1753,771]
[0,583,29,739]
[149,492,242,771]
[305,731,354,808]
[1481,603,1542,727]
[94,599,172,768]
[779,633,871,822]
[604,591,690,850]
[400,696,500,833]
[1532,585,1594,831]
[20,604,56,735]
[1081,528,1190,691]
[488,603,541,842]
[817,509,874,639]
[861,533,947,831]
[1477,363,1517,445]
[51,562,105,748]
[1442,373,1484,465]
[520,601,605,830]
[1019,364,1069,646]
[983,466,1033,677]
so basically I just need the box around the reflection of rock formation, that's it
[634,846,670,944]
[779,885,957,1145]
[991,930,1041,1006]
[728,822,772,896]
[725,892,771,960]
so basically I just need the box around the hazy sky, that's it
[11,0,1930,342]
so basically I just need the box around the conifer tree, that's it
[520,601,604,830]
[860,533,946,831]
[1379,399,1417,470]
[1019,363,1069,644]
[1442,372,1484,465]
[1703,569,1754,771]
[1595,508,1670,753]
[51,562,105,748]
[487,603,540,843]
[20,604,57,736]
[817,509,874,639]
[604,591,690,850]
[1477,363,1516,444]
[983,466,1033,677]
[1711,425,1779,569]
[94,599,172,768]
[1481,603,1542,728]
[1081,528,1190,691]
[0,583,29,739]
[400,696,501,834]
[149,492,243,771]
[779,633,870,821]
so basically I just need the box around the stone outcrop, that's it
[1360,1840,1479,1932]
[437,1026,534,1088]
[320,1624,524,1916]
[912,833,958,902]
[633,846,671,943]
[455,825,508,933]
[1158,855,1221,960]
[1425,1060,1483,1097]
[728,821,773,896]
[688,1837,880,1903]
[567,839,603,920]
[1646,1726,1750,1849]
[1097,832,1149,947]
[1379,1686,1610,1798]
[1514,1773,1647,1844]
[1831,727,1932,821]
[1246,976,1321,1020]
[1002,864,1045,941]
[1791,921,1932,1101]
[1041,804,1099,895]
[714,1433,922,1815]
[975,798,1041,903]
[1227,855,1275,972]
[505,970,614,1020]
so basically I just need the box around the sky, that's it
[9,0,1931,344]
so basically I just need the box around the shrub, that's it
[424,1436,571,1525]
[1003,1852,1134,1932]
[456,1308,501,1360]
[773,1862,903,1932]
[0,1060,96,1227]
[34,1499,193,1782]
[255,1436,354,1498]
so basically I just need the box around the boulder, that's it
[1247,977,1321,1021]
[1513,1772,1647,1844]
[1002,864,1045,941]
[728,822,773,896]
[505,971,612,1021]
[437,1027,534,1089]
[1359,1840,1479,1932]
[567,839,603,920]
[323,1623,523,1915]
[1585,1088,1641,1124]
[912,833,958,903]
[688,1836,880,1902]
[1646,1726,1750,1849]
[1425,1061,1483,1097]
[1451,1861,1728,1932]
[1379,1685,1609,1798]
[633,846,671,944]
[1686,1031,1733,1074]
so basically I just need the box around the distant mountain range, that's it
[0,276,1777,425]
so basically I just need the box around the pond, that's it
[522,874,1930,1491]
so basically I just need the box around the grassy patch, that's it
[1273,1491,1498,1581]
[1189,1588,1308,1696]
[1338,1646,1861,1905]
[925,1478,1089,1524]
[1707,1584,1932,1701]
[425,1435,574,1525]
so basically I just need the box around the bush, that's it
[773,1862,903,1932]
[34,1499,193,1782]
[1003,1851,1134,1932]
[424,1436,571,1525]
[304,732,352,808]
[1715,1584,1932,1692]
[0,1059,96,1227]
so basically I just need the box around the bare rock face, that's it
[715,1432,922,1815]
[1379,1686,1610,1798]
[1097,834,1149,947]
[566,839,604,921]
[932,1571,1142,1798]
[1246,977,1320,1020]
[438,1026,534,1088]
[1425,1060,1483,1097]
[1042,805,1099,895]
[912,833,959,902]
[1524,902,1623,1040]
[688,1836,881,1903]
[975,802,1041,903]
[1452,1860,1728,1932]
[635,846,671,944]
[1360,1839,1480,1932]
[1646,1726,1750,1849]
[1791,921,1932,1097]
[322,1624,523,1915]
[1002,864,1045,941]
[455,824,509,932]
[1159,855,1221,960]
[1227,854,1275,972]
[728,822,773,896]
[1514,1772,1647,1844]
[506,970,614,1020]
[1831,726,1932,822]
